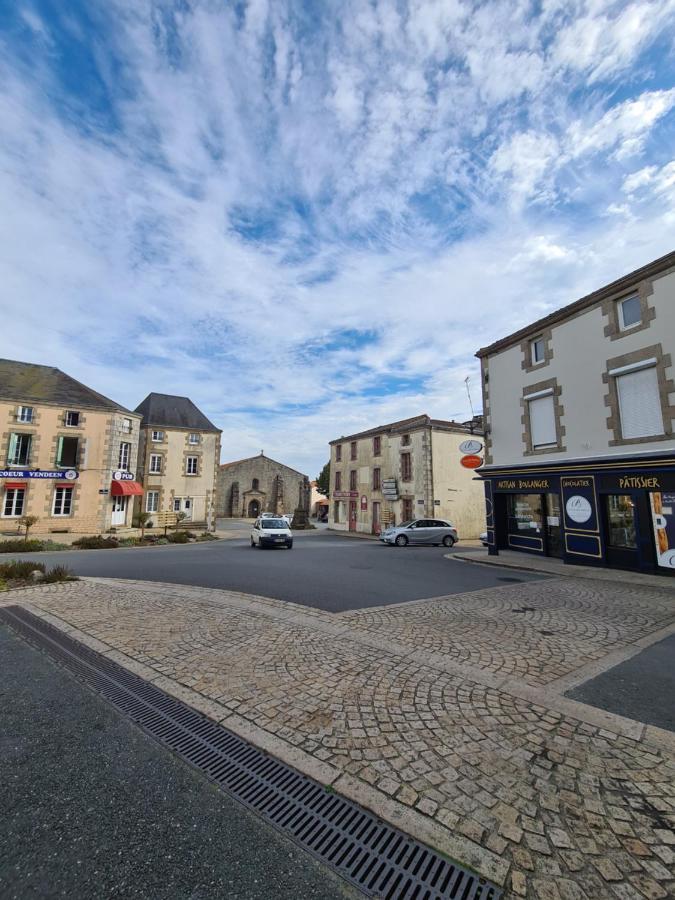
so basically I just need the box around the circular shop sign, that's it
[64,469,78,480]
[458,439,483,455]
[565,495,592,524]
[460,454,483,469]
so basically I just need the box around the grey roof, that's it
[135,392,220,432]
[0,358,135,413]
[329,414,482,444]
[220,452,307,479]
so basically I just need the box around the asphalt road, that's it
[567,633,675,732]
[8,532,547,612]
[0,625,359,900]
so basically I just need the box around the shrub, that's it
[196,533,218,541]
[0,539,46,553]
[167,530,190,544]
[0,560,46,580]
[72,535,120,550]
[157,537,169,545]
[41,564,77,584]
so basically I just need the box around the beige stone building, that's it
[134,393,221,529]
[477,249,675,575]
[216,453,309,518]
[1,359,143,534]
[328,415,486,538]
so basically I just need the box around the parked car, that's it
[250,517,293,549]
[480,532,489,546]
[261,512,292,525]
[380,519,458,547]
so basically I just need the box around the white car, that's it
[250,517,293,549]
[261,512,292,525]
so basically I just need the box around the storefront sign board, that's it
[0,469,79,480]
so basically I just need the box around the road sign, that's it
[460,454,483,469]
[458,439,483,454]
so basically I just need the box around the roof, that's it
[476,249,675,359]
[329,414,483,444]
[135,392,220,432]
[0,359,136,413]
[219,452,306,479]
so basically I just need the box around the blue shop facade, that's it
[481,453,675,576]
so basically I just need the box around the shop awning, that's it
[110,480,144,496]
[3,482,26,490]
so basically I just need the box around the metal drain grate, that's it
[1,605,503,900]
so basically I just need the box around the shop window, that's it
[65,411,80,427]
[618,296,641,330]
[334,471,342,491]
[56,436,79,468]
[118,442,131,470]
[335,444,342,462]
[3,487,25,517]
[401,452,412,481]
[52,486,73,516]
[149,454,162,474]
[152,430,164,442]
[146,491,159,513]
[615,365,663,439]
[373,436,381,456]
[528,394,557,449]
[506,494,543,539]
[17,406,34,423]
[189,433,200,445]
[7,433,32,466]
[373,467,381,491]
[605,495,637,548]
[350,441,357,460]
[186,456,199,475]
[349,469,357,491]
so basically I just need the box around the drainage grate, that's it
[1,606,503,900]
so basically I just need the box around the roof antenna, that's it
[464,376,475,419]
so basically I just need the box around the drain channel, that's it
[1,606,502,900]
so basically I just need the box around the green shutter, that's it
[56,436,64,467]
[8,433,18,465]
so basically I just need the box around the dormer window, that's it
[65,411,80,427]
[188,433,200,444]
[618,296,641,331]
[17,406,33,423]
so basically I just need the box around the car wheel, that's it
[395,534,408,547]
[442,535,455,547]
[287,542,293,549]
[250,537,255,547]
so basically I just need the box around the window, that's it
[56,436,79,468]
[3,487,25,517]
[349,470,357,491]
[618,296,641,331]
[350,441,357,460]
[606,495,637,548]
[146,491,159,513]
[333,501,341,522]
[65,411,80,427]
[188,433,200,445]
[401,452,412,481]
[7,433,32,466]
[373,467,381,490]
[186,456,199,475]
[149,454,162,474]
[122,418,132,433]
[401,434,411,446]
[528,394,557,449]
[17,406,34,423]
[118,442,131,470]
[152,430,164,442]
[531,337,545,364]
[615,365,663,439]
[252,478,259,490]
[507,494,544,539]
[334,471,342,491]
[373,436,381,456]
[335,444,342,462]
[52,486,73,516]
[173,498,182,512]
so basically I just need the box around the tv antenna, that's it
[464,376,475,418]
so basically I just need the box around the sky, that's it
[1,0,674,478]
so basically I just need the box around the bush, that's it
[72,535,119,550]
[0,560,46,580]
[0,539,46,553]
[157,537,169,545]
[41,564,77,584]
[167,530,191,544]
[196,533,218,541]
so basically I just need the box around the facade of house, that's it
[328,415,486,538]
[134,393,221,529]
[0,359,143,534]
[216,453,309,519]
[477,249,675,575]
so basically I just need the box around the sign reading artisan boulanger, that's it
[493,477,551,491]
[0,469,79,480]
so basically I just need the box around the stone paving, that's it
[4,576,675,900]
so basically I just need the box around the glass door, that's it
[544,493,563,558]
[604,494,639,570]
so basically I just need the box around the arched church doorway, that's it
[248,499,261,518]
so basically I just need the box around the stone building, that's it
[134,393,221,529]
[1,358,143,534]
[477,249,675,575]
[216,452,309,519]
[328,414,486,537]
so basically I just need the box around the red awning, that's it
[110,480,144,496]
[3,482,26,490]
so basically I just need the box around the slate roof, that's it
[329,414,480,444]
[135,392,220,432]
[0,359,135,413]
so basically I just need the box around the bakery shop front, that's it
[481,454,675,575]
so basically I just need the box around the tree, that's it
[18,515,39,542]
[136,510,153,539]
[316,462,330,496]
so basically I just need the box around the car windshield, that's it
[261,519,287,529]
[399,521,414,528]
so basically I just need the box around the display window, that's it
[649,492,675,569]
[605,495,637,549]
[506,494,543,538]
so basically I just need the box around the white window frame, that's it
[618,295,642,331]
[186,456,199,475]
[531,337,545,364]
[121,417,133,434]
[7,433,32,466]
[52,486,73,516]
[146,491,159,513]
[527,390,558,449]
[188,433,200,445]
[118,442,131,471]
[149,454,162,474]
[3,487,25,517]
[173,498,182,512]
[17,406,34,423]
[151,430,164,442]
[65,410,80,427]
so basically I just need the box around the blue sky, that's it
[1,0,674,476]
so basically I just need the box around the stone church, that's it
[216,452,310,519]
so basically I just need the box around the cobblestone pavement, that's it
[4,576,675,900]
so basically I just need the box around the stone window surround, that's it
[602,279,656,341]
[400,451,412,482]
[334,471,342,491]
[63,410,85,429]
[5,429,37,467]
[521,328,554,373]
[151,429,166,443]
[335,444,342,462]
[187,432,201,446]
[51,432,84,469]
[603,343,674,446]
[184,453,201,476]
[2,482,29,517]
[520,377,566,456]
[148,452,164,474]
[372,467,381,491]
[51,484,75,517]
[350,441,358,460]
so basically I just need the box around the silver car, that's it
[380,518,458,548]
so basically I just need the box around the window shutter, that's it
[56,436,64,466]
[617,367,664,438]
[529,396,557,447]
[8,433,18,464]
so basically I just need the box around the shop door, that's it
[544,494,563,558]
[603,493,651,570]
[372,501,381,535]
[111,495,128,526]
[349,500,357,531]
